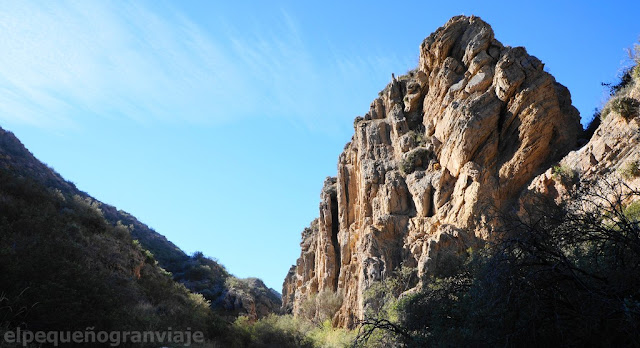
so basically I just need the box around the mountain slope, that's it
[0,140,217,335]
[0,126,187,268]
[0,126,280,335]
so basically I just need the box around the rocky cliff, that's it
[526,77,640,203]
[283,15,583,328]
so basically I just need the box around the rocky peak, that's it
[283,15,582,328]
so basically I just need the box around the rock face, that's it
[283,15,582,328]
[525,80,640,203]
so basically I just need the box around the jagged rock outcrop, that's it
[283,15,582,328]
[525,79,640,202]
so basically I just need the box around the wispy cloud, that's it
[0,1,412,131]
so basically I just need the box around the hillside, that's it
[0,126,280,340]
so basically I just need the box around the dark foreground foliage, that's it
[355,180,640,347]
[0,169,232,346]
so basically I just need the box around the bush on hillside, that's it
[552,164,578,184]
[620,160,640,179]
[299,289,343,325]
[611,96,640,120]
[230,314,355,348]
[400,148,433,174]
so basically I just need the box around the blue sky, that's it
[1,0,639,291]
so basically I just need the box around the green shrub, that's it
[308,320,356,348]
[552,165,578,183]
[407,130,427,147]
[603,69,635,97]
[225,276,246,291]
[232,314,356,348]
[143,249,156,264]
[610,96,640,120]
[400,147,432,174]
[355,266,419,347]
[601,104,611,119]
[299,290,343,325]
[315,290,343,324]
[232,314,315,348]
[624,200,640,221]
[619,160,640,179]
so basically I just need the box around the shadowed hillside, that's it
[0,126,280,346]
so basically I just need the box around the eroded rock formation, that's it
[283,15,582,328]
[525,81,640,202]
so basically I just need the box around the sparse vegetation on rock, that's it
[620,159,640,179]
[552,164,578,184]
[611,96,640,120]
[400,147,433,174]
